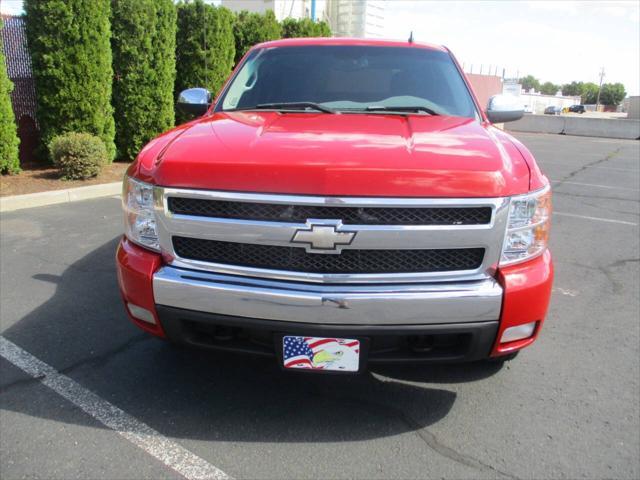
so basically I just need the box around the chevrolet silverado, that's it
[116,38,553,373]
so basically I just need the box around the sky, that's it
[2,0,639,95]
[382,1,640,95]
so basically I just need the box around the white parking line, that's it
[554,211,638,226]
[545,164,639,173]
[0,336,232,480]
[552,181,640,192]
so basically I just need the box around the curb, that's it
[0,182,121,213]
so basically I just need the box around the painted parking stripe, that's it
[545,164,639,173]
[0,336,231,480]
[554,211,638,226]
[551,180,640,192]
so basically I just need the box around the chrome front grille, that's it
[154,188,510,284]
[168,197,493,226]
[172,237,485,274]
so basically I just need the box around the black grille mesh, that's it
[173,237,485,274]
[168,197,492,226]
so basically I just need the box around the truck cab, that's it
[117,38,553,373]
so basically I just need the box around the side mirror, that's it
[177,88,211,116]
[486,95,524,123]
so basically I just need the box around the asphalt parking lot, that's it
[1,132,638,480]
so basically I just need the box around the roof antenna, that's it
[408,31,414,43]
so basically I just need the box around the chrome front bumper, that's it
[153,266,503,325]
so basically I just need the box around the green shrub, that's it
[233,10,281,64]
[25,0,115,161]
[599,83,626,106]
[50,133,108,180]
[0,20,20,174]
[175,1,235,123]
[111,0,177,161]
[281,18,331,38]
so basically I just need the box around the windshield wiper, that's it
[364,105,440,115]
[253,102,336,114]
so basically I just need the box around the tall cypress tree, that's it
[111,0,176,161]
[233,10,281,64]
[25,0,115,160]
[281,18,332,38]
[175,1,235,123]
[0,20,20,174]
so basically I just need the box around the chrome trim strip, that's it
[153,266,503,325]
[154,188,510,284]
[161,187,506,208]
[166,258,488,284]
[161,216,499,248]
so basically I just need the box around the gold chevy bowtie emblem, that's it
[291,221,356,253]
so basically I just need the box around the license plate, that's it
[282,336,360,372]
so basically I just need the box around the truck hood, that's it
[136,111,531,197]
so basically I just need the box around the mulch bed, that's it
[0,162,130,197]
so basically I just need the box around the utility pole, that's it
[596,67,605,111]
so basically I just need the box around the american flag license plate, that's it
[282,336,360,372]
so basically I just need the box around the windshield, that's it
[219,45,478,118]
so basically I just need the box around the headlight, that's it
[501,185,552,266]
[122,176,160,251]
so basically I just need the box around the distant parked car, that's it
[544,106,561,115]
[568,104,586,113]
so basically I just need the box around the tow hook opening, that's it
[407,333,469,356]
[408,334,435,353]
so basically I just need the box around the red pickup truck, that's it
[116,38,553,373]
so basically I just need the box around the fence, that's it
[1,14,40,164]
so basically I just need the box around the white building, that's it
[325,0,386,38]
[221,0,387,38]
[221,0,326,22]
[502,83,581,114]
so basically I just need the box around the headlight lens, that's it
[501,186,551,265]
[122,176,160,251]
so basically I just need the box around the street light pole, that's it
[596,67,605,111]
